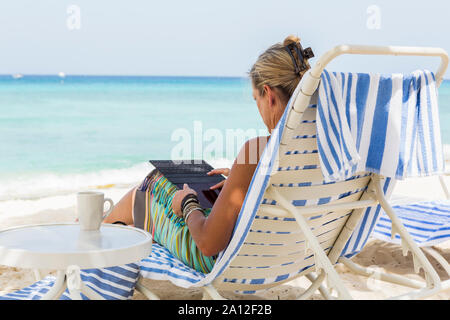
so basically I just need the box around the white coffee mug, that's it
[77,191,114,231]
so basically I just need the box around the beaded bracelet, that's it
[183,201,202,217]
[182,198,198,212]
[181,193,199,212]
[182,201,204,222]
[184,207,198,224]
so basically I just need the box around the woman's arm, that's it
[172,136,268,256]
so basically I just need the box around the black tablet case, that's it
[149,160,225,208]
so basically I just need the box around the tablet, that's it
[148,160,225,208]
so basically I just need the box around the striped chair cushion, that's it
[139,243,207,288]
[372,200,450,247]
[0,263,139,300]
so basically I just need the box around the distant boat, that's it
[12,73,23,79]
[58,72,66,78]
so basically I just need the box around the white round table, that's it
[0,223,152,300]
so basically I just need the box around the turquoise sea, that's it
[0,76,449,200]
[0,75,265,200]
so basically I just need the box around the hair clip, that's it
[285,42,314,75]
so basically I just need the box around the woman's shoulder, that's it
[236,136,270,166]
[247,135,270,144]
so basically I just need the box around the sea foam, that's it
[0,158,234,202]
[0,158,234,218]
[0,162,154,201]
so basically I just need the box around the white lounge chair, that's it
[136,44,449,300]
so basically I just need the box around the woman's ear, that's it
[263,85,275,107]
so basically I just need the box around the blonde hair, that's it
[249,35,312,100]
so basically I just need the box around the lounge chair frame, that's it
[343,171,450,298]
[136,44,449,300]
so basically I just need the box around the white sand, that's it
[0,173,449,300]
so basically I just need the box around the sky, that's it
[0,0,449,78]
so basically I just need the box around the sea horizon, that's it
[4,74,450,80]
[3,74,248,80]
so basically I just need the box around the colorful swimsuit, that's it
[133,169,215,273]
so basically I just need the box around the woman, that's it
[104,35,312,273]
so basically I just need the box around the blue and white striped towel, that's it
[317,69,445,182]
[373,200,450,247]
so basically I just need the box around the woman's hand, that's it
[207,168,230,190]
[172,183,197,217]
